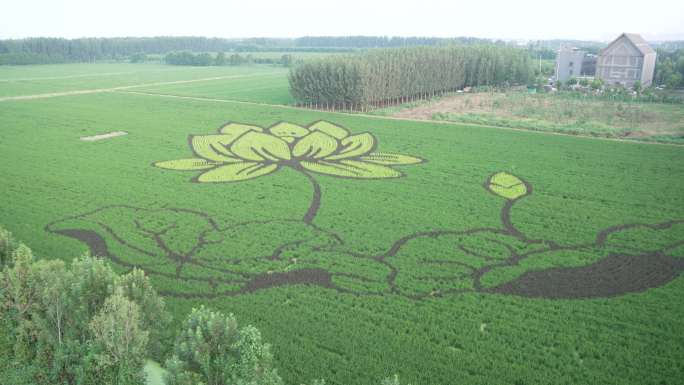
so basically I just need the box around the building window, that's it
[610,69,626,78]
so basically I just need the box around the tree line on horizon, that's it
[288,45,533,110]
[163,51,294,67]
[0,35,573,66]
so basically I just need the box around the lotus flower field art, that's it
[46,120,684,300]
[154,120,424,182]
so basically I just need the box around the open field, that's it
[375,91,684,144]
[0,63,290,98]
[2,64,684,384]
[133,70,292,104]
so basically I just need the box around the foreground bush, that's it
[165,306,283,385]
[0,242,170,385]
[0,226,18,268]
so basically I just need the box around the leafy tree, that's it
[129,53,147,63]
[666,72,683,89]
[590,78,604,90]
[1,244,39,362]
[289,45,532,109]
[0,226,18,268]
[280,54,293,67]
[86,290,149,385]
[165,306,282,385]
[1,245,168,385]
[229,53,244,66]
[116,268,171,359]
[654,49,684,88]
[215,51,227,66]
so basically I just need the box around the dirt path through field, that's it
[0,71,136,82]
[0,72,282,102]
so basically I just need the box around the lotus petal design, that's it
[154,120,424,182]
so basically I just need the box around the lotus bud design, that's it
[485,172,529,200]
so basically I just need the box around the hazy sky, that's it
[2,0,683,41]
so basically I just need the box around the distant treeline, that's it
[288,46,532,109]
[164,51,294,66]
[0,35,520,65]
[0,37,294,65]
[293,36,496,48]
[2,36,682,66]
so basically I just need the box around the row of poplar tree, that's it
[288,46,533,110]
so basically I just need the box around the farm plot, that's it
[130,71,293,104]
[1,89,684,385]
[0,63,289,98]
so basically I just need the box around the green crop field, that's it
[0,63,290,98]
[133,71,292,104]
[1,63,684,385]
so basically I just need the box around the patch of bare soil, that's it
[80,131,128,141]
[391,93,505,120]
[490,253,684,299]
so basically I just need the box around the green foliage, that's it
[654,48,684,88]
[215,52,227,66]
[280,54,293,67]
[86,290,149,385]
[0,226,18,268]
[130,53,147,63]
[304,376,407,385]
[288,45,532,107]
[117,268,172,360]
[590,78,604,90]
[0,242,169,385]
[165,51,215,66]
[165,306,282,385]
[0,36,319,65]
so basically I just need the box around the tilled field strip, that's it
[115,90,684,147]
[0,72,283,101]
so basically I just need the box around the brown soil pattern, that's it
[490,253,684,299]
[45,175,684,300]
